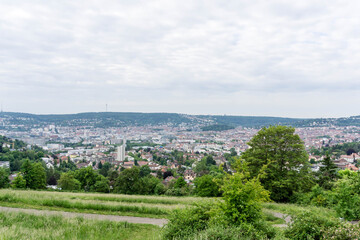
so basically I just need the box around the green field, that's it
[0,189,208,218]
[0,211,160,240]
[0,189,310,239]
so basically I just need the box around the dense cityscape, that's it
[1,112,360,183]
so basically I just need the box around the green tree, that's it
[205,155,216,166]
[10,158,21,172]
[194,156,218,177]
[58,172,81,191]
[21,158,32,188]
[28,162,47,189]
[115,167,141,194]
[242,125,313,202]
[99,162,111,177]
[317,155,339,190]
[12,174,26,189]
[93,175,110,193]
[108,170,119,188]
[230,148,237,157]
[194,174,220,197]
[74,167,98,191]
[46,167,59,185]
[154,182,166,195]
[139,165,151,177]
[0,167,9,188]
[174,177,186,189]
[138,176,161,195]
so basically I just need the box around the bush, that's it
[162,203,277,240]
[220,159,270,224]
[154,183,165,195]
[162,201,213,239]
[93,179,110,193]
[189,223,271,240]
[292,185,333,208]
[194,174,221,197]
[333,178,360,221]
[164,188,182,196]
[58,172,81,191]
[284,211,339,240]
[12,174,26,189]
[321,222,360,240]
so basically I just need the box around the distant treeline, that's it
[2,111,360,128]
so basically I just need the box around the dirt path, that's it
[269,211,292,228]
[0,206,168,227]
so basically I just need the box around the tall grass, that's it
[73,195,197,205]
[262,202,338,220]
[0,211,161,240]
[0,189,204,205]
[0,193,169,216]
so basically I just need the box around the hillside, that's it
[1,111,360,128]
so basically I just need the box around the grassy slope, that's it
[263,202,338,220]
[0,211,161,240]
[0,189,208,218]
[0,190,338,227]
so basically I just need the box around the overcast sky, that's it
[1,0,360,118]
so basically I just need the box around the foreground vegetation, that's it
[0,189,207,218]
[0,211,160,240]
[262,202,338,221]
[2,126,360,239]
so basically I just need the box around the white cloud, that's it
[0,0,360,117]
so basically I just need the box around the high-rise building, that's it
[117,140,126,161]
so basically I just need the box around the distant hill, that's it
[1,111,360,128]
[201,124,235,132]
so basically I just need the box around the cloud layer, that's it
[1,0,360,117]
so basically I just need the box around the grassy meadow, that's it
[0,189,341,239]
[0,211,160,240]
[263,202,338,220]
[0,189,208,218]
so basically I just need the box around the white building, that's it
[117,142,126,161]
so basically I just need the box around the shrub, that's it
[12,174,26,189]
[321,222,360,240]
[189,223,270,240]
[93,179,110,193]
[284,211,339,240]
[58,172,81,191]
[333,177,360,221]
[220,159,270,224]
[164,188,182,196]
[194,174,221,197]
[162,201,213,239]
[154,183,165,195]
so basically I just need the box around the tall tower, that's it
[117,139,126,161]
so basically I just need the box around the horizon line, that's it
[0,110,356,120]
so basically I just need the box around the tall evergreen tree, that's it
[317,155,339,189]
